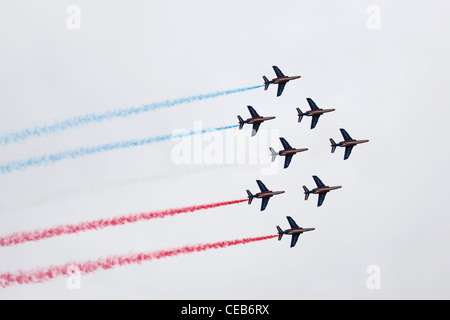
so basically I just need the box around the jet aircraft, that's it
[330,128,369,160]
[237,106,275,136]
[276,216,315,248]
[269,137,308,169]
[263,66,301,97]
[247,180,285,211]
[297,98,335,129]
[303,175,342,207]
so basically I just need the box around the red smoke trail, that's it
[0,234,277,288]
[0,199,247,247]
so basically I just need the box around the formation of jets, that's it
[238,66,369,248]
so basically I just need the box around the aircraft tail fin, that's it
[296,108,304,123]
[237,115,245,130]
[302,186,310,200]
[276,226,283,241]
[329,138,337,153]
[269,147,278,162]
[246,190,253,204]
[263,76,270,90]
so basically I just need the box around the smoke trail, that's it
[0,234,277,288]
[0,85,263,146]
[0,163,237,215]
[0,124,238,175]
[0,199,247,247]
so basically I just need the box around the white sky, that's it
[0,0,449,299]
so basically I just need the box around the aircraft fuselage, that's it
[271,75,301,84]
[279,148,308,156]
[255,190,285,198]
[312,185,342,194]
[339,139,369,147]
[283,227,315,236]
[305,108,335,116]
[246,116,276,124]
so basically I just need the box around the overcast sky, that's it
[0,0,449,299]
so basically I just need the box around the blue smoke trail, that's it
[0,124,239,175]
[0,85,263,146]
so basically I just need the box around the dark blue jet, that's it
[263,66,301,97]
[276,216,315,248]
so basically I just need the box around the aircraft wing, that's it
[290,234,300,248]
[251,122,261,136]
[306,98,319,110]
[310,115,320,129]
[344,146,354,160]
[256,180,269,192]
[247,105,260,118]
[312,175,325,188]
[284,155,294,169]
[276,83,286,97]
[272,66,285,77]
[317,192,327,207]
[286,216,299,229]
[261,197,270,211]
[340,128,353,141]
[279,137,292,150]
